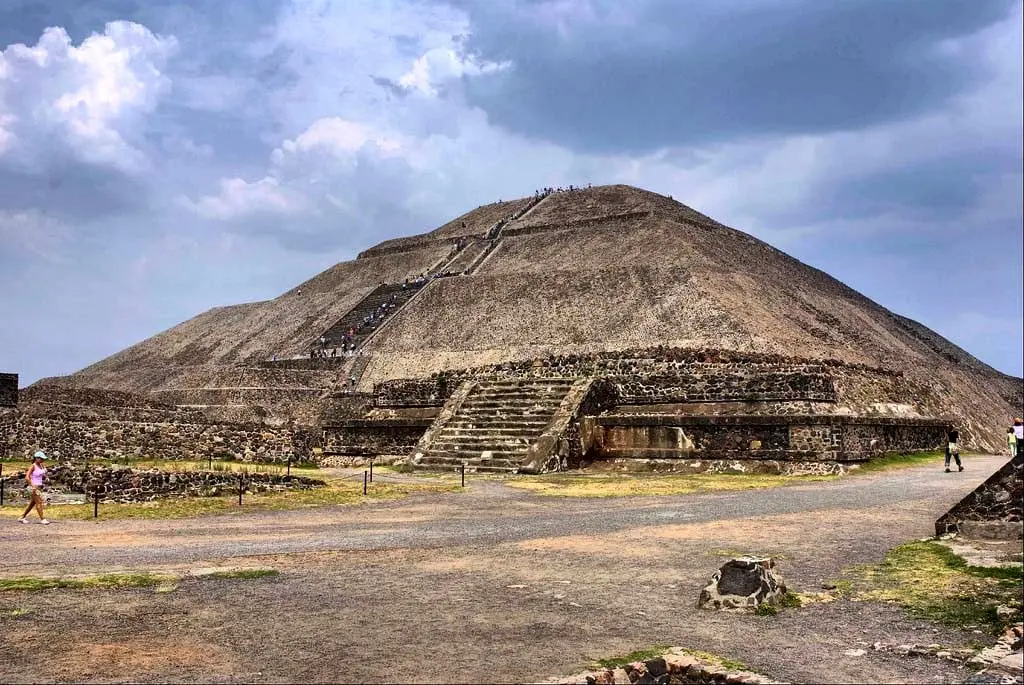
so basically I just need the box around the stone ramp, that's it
[411,378,578,474]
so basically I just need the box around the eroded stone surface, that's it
[698,557,788,611]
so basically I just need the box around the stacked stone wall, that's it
[0,408,18,459]
[8,407,316,464]
[322,419,431,457]
[0,373,19,407]
[595,415,949,462]
[1,464,324,503]
[936,454,1023,537]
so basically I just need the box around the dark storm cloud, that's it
[457,0,1018,153]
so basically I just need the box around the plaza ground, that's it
[0,454,1015,684]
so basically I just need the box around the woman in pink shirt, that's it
[19,451,50,525]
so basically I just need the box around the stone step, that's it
[460,393,565,403]
[437,429,544,440]
[474,378,575,387]
[416,462,519,474]
[457,401,562,410]
[419,454,522,468]
[424,448,527,460]
[431,436,534,448]
[445,420,551,430]
[439,425,546,434]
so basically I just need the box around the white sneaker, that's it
[40,519,50,525]
[18,518,27,524]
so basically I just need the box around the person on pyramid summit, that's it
[19,451,51,525]
[944,428,963,473]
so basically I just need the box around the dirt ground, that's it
[0,455,1013,684]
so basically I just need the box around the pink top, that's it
[29,465,45,487]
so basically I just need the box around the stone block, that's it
[698,557,787,610]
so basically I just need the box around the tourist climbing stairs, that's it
[318,282,425,352]
[466,191,551,275]
[413,378,577,473]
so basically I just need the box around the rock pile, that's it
[698,557,788,610]
[549,648,783,684]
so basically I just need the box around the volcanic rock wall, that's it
[1,464,324,503]
[10,391,317,464]
[0,373,17,407]
[594,415,949,463]
[936,454,1023,537]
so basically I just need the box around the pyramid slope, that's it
[57,185,1020,447]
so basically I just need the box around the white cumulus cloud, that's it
[0,21,176,173]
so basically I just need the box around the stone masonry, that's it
[1,464,324,503]
[935,453,1023,538]
[0,373,17,407]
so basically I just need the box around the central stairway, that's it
[413,378,577,473]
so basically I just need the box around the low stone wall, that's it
[0,373,18,407]
[322,418,432,457]
[9,410,317,464]
[1,464,324,503]
[936,454,1023,537]
[593,415,949,462]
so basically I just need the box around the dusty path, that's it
[0,456,1008,684]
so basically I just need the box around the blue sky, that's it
[1,0,1021,385]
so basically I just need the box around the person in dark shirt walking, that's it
[945,428,963,473]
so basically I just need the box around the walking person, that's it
[19,451,50,525]
[1009,427,1018,458]
[945,427,963,473]
[1013,418,1023,457]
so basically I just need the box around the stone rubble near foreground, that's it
[547,648,785,685]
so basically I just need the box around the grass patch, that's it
[850,450,945,474]
[504,471,834,498]
[595,646,672,668]
[0,479,457,521]
[7,608,33,618]
[680,650,747,672]
[0,572,173,593]
[205,569,279,580]
[841,540,1023,634]
[754,592,802,617]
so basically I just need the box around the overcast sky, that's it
[1,0,1021,386]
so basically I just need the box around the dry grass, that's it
[841,540,1023,634]
[502,471,833,498]
[0,480,458,521]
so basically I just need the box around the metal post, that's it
[0,463,3,506]
[238,476,244,505]
[363,470,368,495]
[93,491,99,519]
[460,463,465,488]
[369,459,373,483]
[286,456,292,478]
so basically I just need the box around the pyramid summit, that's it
[14,184,1022,469]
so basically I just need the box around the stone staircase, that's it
[319,282,425,351]
[413,378,577,473]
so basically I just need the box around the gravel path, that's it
[0,455,1008,684]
